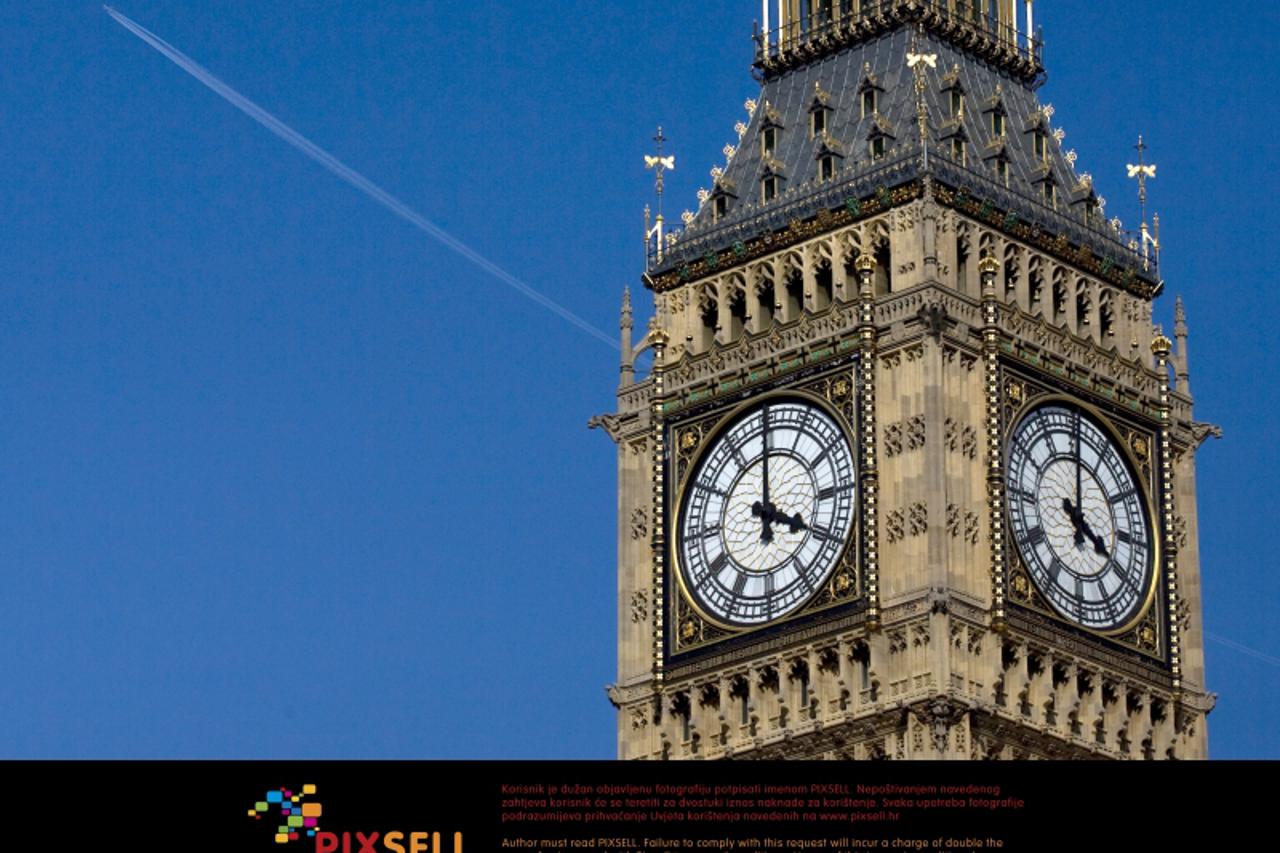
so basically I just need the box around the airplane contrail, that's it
[1206,631,1280,669]
[103,5,619,350]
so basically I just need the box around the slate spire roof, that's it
[649,2,1150,292]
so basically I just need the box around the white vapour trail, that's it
[1206,631,1280,669]
[103,6,618,350]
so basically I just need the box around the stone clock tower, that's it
[595,1,1214,760]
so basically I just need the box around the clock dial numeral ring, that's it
[1006,401,1155,633]
[677,396,857,628]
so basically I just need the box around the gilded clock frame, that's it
[1001,373,1166,661]
[665,369,865,658]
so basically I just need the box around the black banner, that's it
[6,760,1258,850]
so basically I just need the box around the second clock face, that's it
[1006,402,1155,632]
[677,397,857,628]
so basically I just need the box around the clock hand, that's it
[1074,409,1084,547]
[1062,497,1086,543]
[1077,515,1110,558]
[1062,497,1110,558]
[772,509,808,534]
[759,406,773,544]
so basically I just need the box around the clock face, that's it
[1006,402,1155,632]
[676,397,857,628]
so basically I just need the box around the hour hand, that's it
[1063,498,1109,558]
[1062,497,1085,546]
[751,500,776,543]
[773,510,808,534]
[1080,518,1110,558]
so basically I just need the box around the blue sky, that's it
[0,1,1275,759]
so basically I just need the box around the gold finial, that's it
[979,255,1001,277]
[1151,333,1172,359]
[647,318,670,350]
[1127,135,1157,225]
[855,254,875,275]
[644,127,675,266]
[907,26,936,170]
[644,126,675,218]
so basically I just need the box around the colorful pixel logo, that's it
[247,784,323,845]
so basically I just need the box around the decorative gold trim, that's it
[982,261,1006,632]
[651,335,669,686]
[856,254,880,630]
[1151,336,1182,690]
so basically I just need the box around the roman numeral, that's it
[1021,526,1046,547]
[809,526,838,542]
[695,482,728,497]
[709,552,727,575]
[818,483,853,500]
[1010,485,1036,503]
[1109,488,1137,504]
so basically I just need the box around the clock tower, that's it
[596,0,1214,760]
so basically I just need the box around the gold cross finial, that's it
[908,26,935,169]
[645,126,675,219]
[1126,135,1157,224]
[1127,136,1159,269]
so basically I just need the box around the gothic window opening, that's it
[730,676,750,726]
[728,289,747,341]
[952,137,966,166]
[790,660,811,717]
[762,175,779,202]
[862,89,876,118]
[874,242,892,296]
[1052,276,1068,321]
[713,194,728,221]
[950,88,964,119]
[851,641,872,693]
[813,263,833,311]
[992,110,1005,138]
[1077,288,1092,328]
[996,157,1009,186]
[812,107,827,137]
[785,270,804,318]
[762,126,778,157]
[671,692,692,742]
[756,279,776,329]
[820,154,836,181]
[1034,129,1048,162]
[870,136,886,161]
[697,297,718,351]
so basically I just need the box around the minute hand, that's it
[1063,497,1109,558]
[756,407,774,543]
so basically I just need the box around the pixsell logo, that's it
[246,783,463,852]
[247,784,324,845]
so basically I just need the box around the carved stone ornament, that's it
[630,590,649,624]
[630,506,649,541]
[911,696,968,755]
